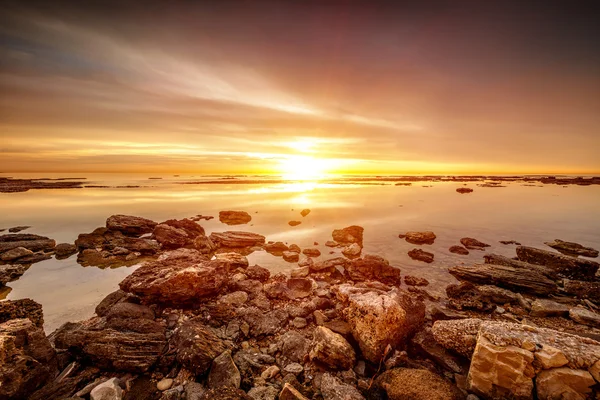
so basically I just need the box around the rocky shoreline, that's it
[1,214,599,400]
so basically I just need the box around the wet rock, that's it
[344,254,401,285]
[408,248,434,263]
[399,231,436,245]
[210,231,266,248]
[530,299,570,317]
[536,368,595,400]
[0,246,34,261]
[54,243,78,259]
[283,251,300,262]
[90,377,122,400]
[332,225,364,246]
[219,211,252,225]
[432,319,482,358]
[288,244,301,253]
[0,264,30,285]
[208,350,241,389]
[215,252,249,269]
[404,275,429,286]
[280,331,310,363]
[456,187,473,194]
[500,240,521,245]
[288,221,301,227]
[0,233,56,255]
[449,245,469,255]
[171,318,229,375]
[279,383,308,400]
[460,237,490,250]
[336,285,425,363]
[302,248,321,257]
[119,251,229,306]
[245,265,270,282]
[569,307,600,328]
[153,224,189,249]
[563,280,600,302]
[341,243,361,258]
[516,245,599,280]
[320,373,364,400]
[76,228,160,255]
[309,326,356,370]
[0,298,44,327]
[8,226,30,233]
[264,242,289,255]
[544,239,599,258]
[0,318,57,399]
[373,368,465,400]
[106,214,157,236]
[449,263,558,296]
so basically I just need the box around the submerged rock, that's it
[399,231,436,245]
[544,239,598,258]
[54,243,78,259]
[460,237,490,250]
[0,233,56,255]
[408,248,434,263]
[219,211,252,225]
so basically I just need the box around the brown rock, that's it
[209,231,266,248]
[374,368,465,400]
[208,350,241,389]
[332,225,364,246]
[288,221,301,226]
[8,226,30,233]
[245,265,270,282]
[400,231,436,245]
[171,318,229,375]
[279,383,309,400]
[516,246,599,280]
[320,373,365,400]
[198,387,252,400]
[282,251,300,263]
[569,307,600,328]
[300,209,311,217]
[534,345,568,369]
[0,264,30,285]
[460,237,490,250]
[530,299,570,317]
[0,233,56,254]
[215,252,249,269]
[309,326,356,370]
[302,248,321,257]
[449,245,469,255]
[536,368,595,400]
[153,224,189,249]
[432,318,482,358]
[264,241,289,255]
[312,256,349,272]
[0,246,34,261]
[563,280,600,302]
[404,275,429,286]
[408,248,434,263]
[219,211,252,225]
[54,243,77,259]
[544,239,599,258]
[106,214,157,236]
[0,298,44,327]
[345,255,401,285]
[456,187,473,194]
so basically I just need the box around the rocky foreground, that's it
[1,214,599,400]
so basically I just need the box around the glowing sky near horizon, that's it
[1,1,599,174]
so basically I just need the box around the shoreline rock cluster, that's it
[1,214,599,400]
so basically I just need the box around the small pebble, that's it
[157,378,173,391]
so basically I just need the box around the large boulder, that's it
[332,225,364,246]
[0,298,44,327]
[0,318,57,400]
[106,214,157,236]
[119,250,229,306]
[335,285,425,363]
[171,318,229,375]
[516,246,599,280]
[373,368,465,400]
[309,326,356,370]
[344,255,401,285]
[209,231,266,248]
[153,218,207,249]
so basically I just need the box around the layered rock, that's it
[209,231,266,248]
[563,279,600,303]
[408,248,434,263]
[544,239,599,258]
[0,264,30,286]
[516,245,599,280]
[460,237,490,250]
[344,254,401,285]
[399,231,436,245]
[0,298,44,327]
[106,214,157,236]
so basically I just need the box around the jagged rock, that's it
[449,263,557,295]
[534,345,568,369]
[28,366,100,400]
[279,383,308,400]
[332,226,364,246]
[105,302,162,333]
[106,214,157,236]
[336,285,425,363]
[279,331,310,363]
[119,250,229,306]
[399,231,436,245]
[215,252,249,269]
[0,264,29,285]
[208,350,241,389]
[54,243,78,259]
[75,228,159,255]
[530,299,570,317]
[0,319,57,399]
[232,349,275,376]
[569,307,600,328]
[194,235,217,254]
[247,386,279,400]
[94,290,131,317]
[0,298,44,327]
[171,318,229,375]
[516,246,599,280]
[245,265,270,282]
[408,248,434,263]
[153,224,189,249]
[373,368,465,400]
[287,278,313,299]
[241,308,288,337]
[219,211,252,225]
[410,328,466,374]
[320,373,364,400]
[302,248,320,257]
[0,246,34,261]
[563,280,600,302]
[536,368,595,400]
[0,233,56,254]
[404,275,429,286]
[544,239,599,258]
[90,377,123,400]
[233,279,263,299]
[283,251,300,262]
[209,232,265,248]
[312,257,349,272]
[51,315,166,372]
[449,245,469,255]
[344,255,401,285]
[483,253,558,280]
[500,240,521,245]
[342,243,362,258]
[446,282,520,311]
[309,326,356,370]
[460,237,490,250]
[432,319,482,358]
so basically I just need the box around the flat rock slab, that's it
[516,246,599,281]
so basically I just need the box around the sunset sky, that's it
[1,1,599,175]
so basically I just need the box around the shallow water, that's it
[1,173,599,333]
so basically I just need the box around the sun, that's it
[279,155,333,181]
